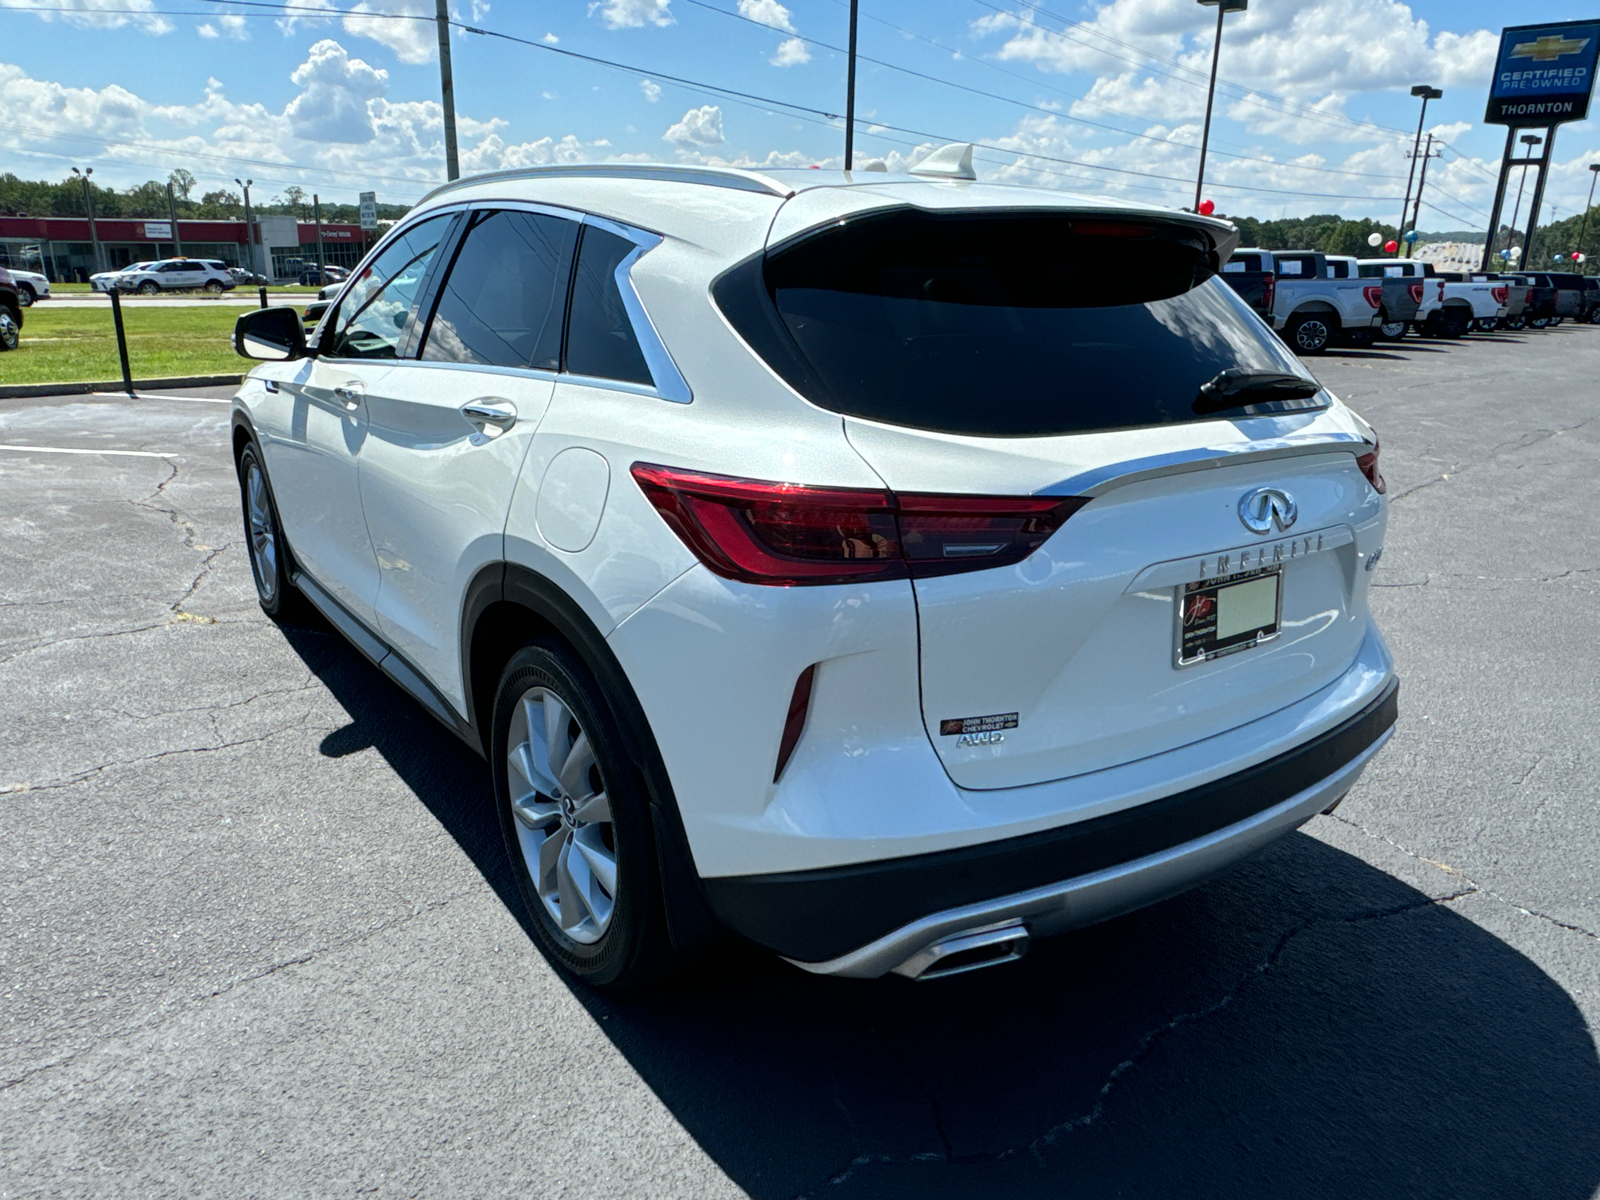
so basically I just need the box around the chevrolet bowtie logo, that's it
[1511,34,1591,62]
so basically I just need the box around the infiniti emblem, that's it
[1239,487,1298,535]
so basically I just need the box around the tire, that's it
[1433,311,1467,339]
[492,640,673,989]
[16,284,34,307]
[1529,316,1551,329]
[0,307,18,351]
[204,280,224,294]
[1340,327,1377,349]
[1551,316,1565,327]
[1472,318,1497,333]
[1287,313,1331,355]
[1505,316,1527,331]
[137,280,159,295]
[1377,315,1408,341]
[236,442,315,623]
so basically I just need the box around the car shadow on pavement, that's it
[284,627,1600,1200]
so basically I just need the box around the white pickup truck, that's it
[1356,258,1459,338]
[1430,271,1510,334]
[1223,248,1383,354]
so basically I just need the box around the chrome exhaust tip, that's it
[891,919,1030,981]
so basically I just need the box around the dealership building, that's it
[0,214,376,282]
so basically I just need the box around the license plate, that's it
[1175,566,1282,667]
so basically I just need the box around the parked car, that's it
[1507,274,1559,328]
[1464,272,1527,331]
[229,161,1398,987]
[1582,277,1600,323]
[89,262,156,292]
[1425,269,1507,337]
[301,280,342,327]
[112,258,237,295]
[229,267,268,286]
[0,267,21,350]
[6,268,50,306]
[298,265,348,287]
[1220,249,1381,354]
[1355,259,1439,338]
[1520,272,1585,324]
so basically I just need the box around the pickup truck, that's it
[1521,272,1585,324]
[1221,248,1382,354]
[1466,273,1528,330]
[1427,269,1508,336]
[1506,274,1558,329]
[1583,278,1600,323]
[1356,258,1441,338]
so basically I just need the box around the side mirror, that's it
[233,306,306,361]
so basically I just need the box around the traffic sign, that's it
[359,191,378,230]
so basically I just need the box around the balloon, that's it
[1384,240,1398,253]
[1509,246,1522,259]
[1367,232,1383,247]
[1578,253,1588,263]
[1500,248,1511,260]
[1556,253,1565,261]
[1403,230,1418,243]
[1197,199,1215,216]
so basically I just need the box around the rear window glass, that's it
[729,209,1316,437]
[564,226,653,387]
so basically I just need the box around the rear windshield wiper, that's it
[1194,369,1322,416]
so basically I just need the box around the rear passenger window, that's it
[421,209,577,370]
[564,227,653,387]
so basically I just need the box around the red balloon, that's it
[1197,199,1215,216]
[1574,251,1583,261]
[1384,240,1398,253]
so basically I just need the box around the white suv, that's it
[230,159,1398,987]
[7,268,50,306]
[114,258,236,294]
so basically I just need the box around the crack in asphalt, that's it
[1330,814,1600,944]
[790,888,1477,1197]
[1388,418,1596,504]
[0,614,254,666]
[0,885,482,1097]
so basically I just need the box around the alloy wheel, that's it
[1293,318,1330,353]
[244,459,278,603]
[138,281,159,295]
[507,686,618,945]
[1379,320,1407,339]
[16,286,33,308]
[0,310,18,351]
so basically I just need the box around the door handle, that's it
[333,382,364,410]
[462,399,517,430]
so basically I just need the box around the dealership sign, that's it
[1486,19,1600,125]
[142,221,173,240]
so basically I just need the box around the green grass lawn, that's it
[0,305,245,384]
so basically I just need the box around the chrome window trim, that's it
[579,213,693,404]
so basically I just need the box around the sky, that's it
[2,0,1599,233]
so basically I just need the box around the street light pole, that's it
[1396,85,1441,256]
[1194,0,1247,212]
[71,167,103,275]
[1504,136,1540,266]
[436,0,460,182]
[1408,132,1438,244]
[1576,163,1600,274]
[235,177,255,277]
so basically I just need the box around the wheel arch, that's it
[466,562,721,950]
[1288,301,1339,318]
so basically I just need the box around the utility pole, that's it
[1397,85,1441,256]
[1576,164,1600,274]
[1408,133,1439,246]
[235,178,255,277]
[166,181,185,257]
[71,167,104,275]
[1194,0,1247,212]
[313,194,327,281]
[844,0,858,170]
[436,0,460,181]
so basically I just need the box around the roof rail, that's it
[415,162,795,206]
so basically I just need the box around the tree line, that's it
[0,170,414,225]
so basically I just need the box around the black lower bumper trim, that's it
[704,678,1398,963]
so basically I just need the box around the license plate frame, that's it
[1174,565,1283,668]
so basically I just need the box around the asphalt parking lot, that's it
[3,326,1600,1198]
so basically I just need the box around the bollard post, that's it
[107,287,134,396]
[258,283,268,309]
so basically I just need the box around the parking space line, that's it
[0,444,176,459]
[90,392,233,405]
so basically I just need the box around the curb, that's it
[0,374,244,400]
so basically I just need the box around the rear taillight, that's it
[1356,439,1386,495]
[1261,271,1275,312]
[1362,285,1382,309]
[631,463,1088,586]
[1408,283,1424,304]
[1492,286,1508,304]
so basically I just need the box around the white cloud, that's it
[770,37,810,67]
[593,0,673,30]
[342,0,438,64]
[663,104,724,147]
[214,14,249,39]
[639,78,662,102]
[736,0,794,33]
[197,22,219,39]
[285,40,390,144]
[0,0,172,34]
[542,32,559,44]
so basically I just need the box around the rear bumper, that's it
[706,677,1398,974]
